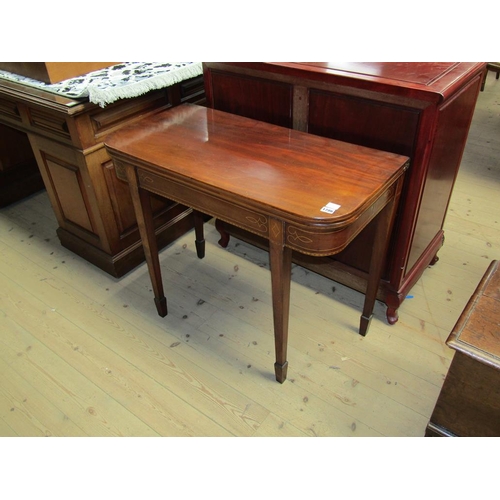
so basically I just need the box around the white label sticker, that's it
[320,202,341,214]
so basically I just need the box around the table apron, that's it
[134,165,396,257]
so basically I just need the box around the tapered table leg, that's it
[126,166,167,317]
[360,199,394,336]
[269,218,292,383]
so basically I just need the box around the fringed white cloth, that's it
[0,62,203,107]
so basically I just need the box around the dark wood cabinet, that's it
[0,75,205,277]
[203,62,485,323]
[426,260,500,437]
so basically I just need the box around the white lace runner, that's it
[0,62,203,107]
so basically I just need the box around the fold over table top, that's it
[106,104,409,228]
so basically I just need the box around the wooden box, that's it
[0,62,119,83]
[426,260,500,436]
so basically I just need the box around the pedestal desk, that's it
[105,104,409,382]
[203,62,485,323]
[0,74,205,277]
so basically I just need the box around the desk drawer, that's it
[26,106,71,140]
[0,96,23,124]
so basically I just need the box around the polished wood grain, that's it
[203,62,485,325]
[449,260,500,359]
[105,104,408,382]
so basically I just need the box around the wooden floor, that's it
[1,75,499,438]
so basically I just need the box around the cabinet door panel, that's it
[209,71,293,128]
[45,154,95,233]
[308,90,419,157]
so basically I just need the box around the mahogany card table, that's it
[105,104,409,383]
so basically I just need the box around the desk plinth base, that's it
[56,208,195,279]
